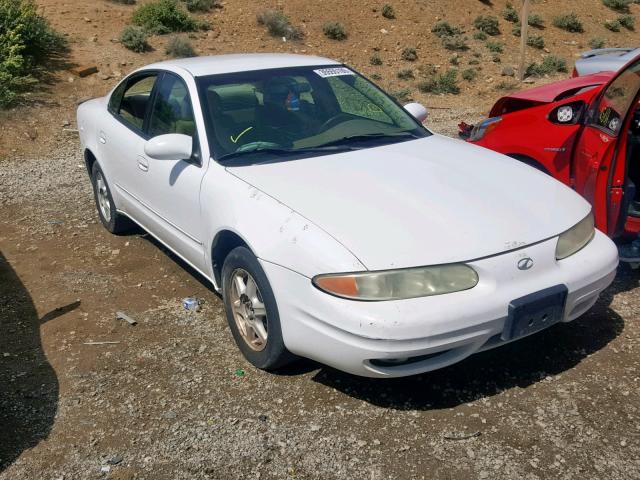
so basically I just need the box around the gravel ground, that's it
[1,118,639,480]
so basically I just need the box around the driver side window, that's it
[148,73,196,138]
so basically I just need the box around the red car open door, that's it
[573,58,640,237]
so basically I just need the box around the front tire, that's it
[91,162,132,234]
[222,246,295,370]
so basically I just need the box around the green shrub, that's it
[396,68,414,80]
[496,80,518,90]
[417,69,460,95]
[486,41,503,53]
[461,68,477,81]
[605,19,621,31]
[131,0,202,34]
[589,37,606,49]
[603,0,632,13]
[474,15,500,36]
[528,13,544,28]
[0,0,67,108]
[504,5,543,27]
[181,0,218,12]
[526,55,567,76]
[401,47,417,61]
[370,52,382,65]
[165,36,196,57]
[527,35,545,49]
[503,3,519,23]
[512,23,521,36]
[323,21,347,40]
[473,31,487,40]
[382,4,395,19]
[449,55,460,66]
[431,21,462,37]
[389,87,411,102]
[618,14,635,29]
[442,35,469,51]
[257,10,303,40]
[553,13,583,32]
[120,25,150,52]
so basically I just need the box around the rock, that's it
[70,65,98,78]
[99,73,112,81]
[501,66,515,77]
[107,455,123,465]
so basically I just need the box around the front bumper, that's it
[261,230,618,378]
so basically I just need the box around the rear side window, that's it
[148,73,196,138]
[117,75,158,131]
[108,82,126,115]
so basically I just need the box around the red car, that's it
[460,56,640,240]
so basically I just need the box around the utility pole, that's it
[519,0,531,81]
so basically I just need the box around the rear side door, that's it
[101,72,159,219]
[573,58,640,236]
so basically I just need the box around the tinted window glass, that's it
[591,59,640,135]
[108,81,126,115]
[118,75,157,131]
[196,65,428,162]
[149,74,196,138]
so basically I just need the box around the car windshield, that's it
[591,58,640,135]
[196,65,429,163]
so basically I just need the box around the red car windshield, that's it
[591,59,640,135]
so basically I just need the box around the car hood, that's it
[227,135,591,271]
[504,72,613,103]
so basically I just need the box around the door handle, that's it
[137,155,149,172]
[99,130,107,144]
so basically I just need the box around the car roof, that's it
[144,53,341,77]
[575,48,640,75]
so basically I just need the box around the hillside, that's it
[1,0,640,158]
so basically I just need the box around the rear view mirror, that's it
[404,102,428,123]
[144,134,193,160]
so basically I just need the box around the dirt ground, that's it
[2,0,640,479]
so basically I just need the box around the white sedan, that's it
[77,54,618,378]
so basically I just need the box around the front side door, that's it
[573,58,640,236]
[134,72,207,271]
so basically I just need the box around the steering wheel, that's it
[235,141,283,153]
[318,113,352,132]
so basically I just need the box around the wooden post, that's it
[519,0,531,81]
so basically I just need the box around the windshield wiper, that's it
[217,145,357,164]
[317,131,420,148]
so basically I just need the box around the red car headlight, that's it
[469,116,502,141]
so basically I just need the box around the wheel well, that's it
[84,149,97,177]
[211,230,249,286]
[507,154,550,175]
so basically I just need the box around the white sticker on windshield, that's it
[314,67,355,78]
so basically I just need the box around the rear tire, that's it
[222,246,295,370]
[91,162,133,234]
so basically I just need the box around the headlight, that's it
[469,116,502,141]
[556,212,595,260]
[313,264,479,301]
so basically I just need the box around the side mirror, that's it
[404,102,428,123]
[144,134,193,160]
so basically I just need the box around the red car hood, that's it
[504,72,613,102]
[488,72,614,117]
